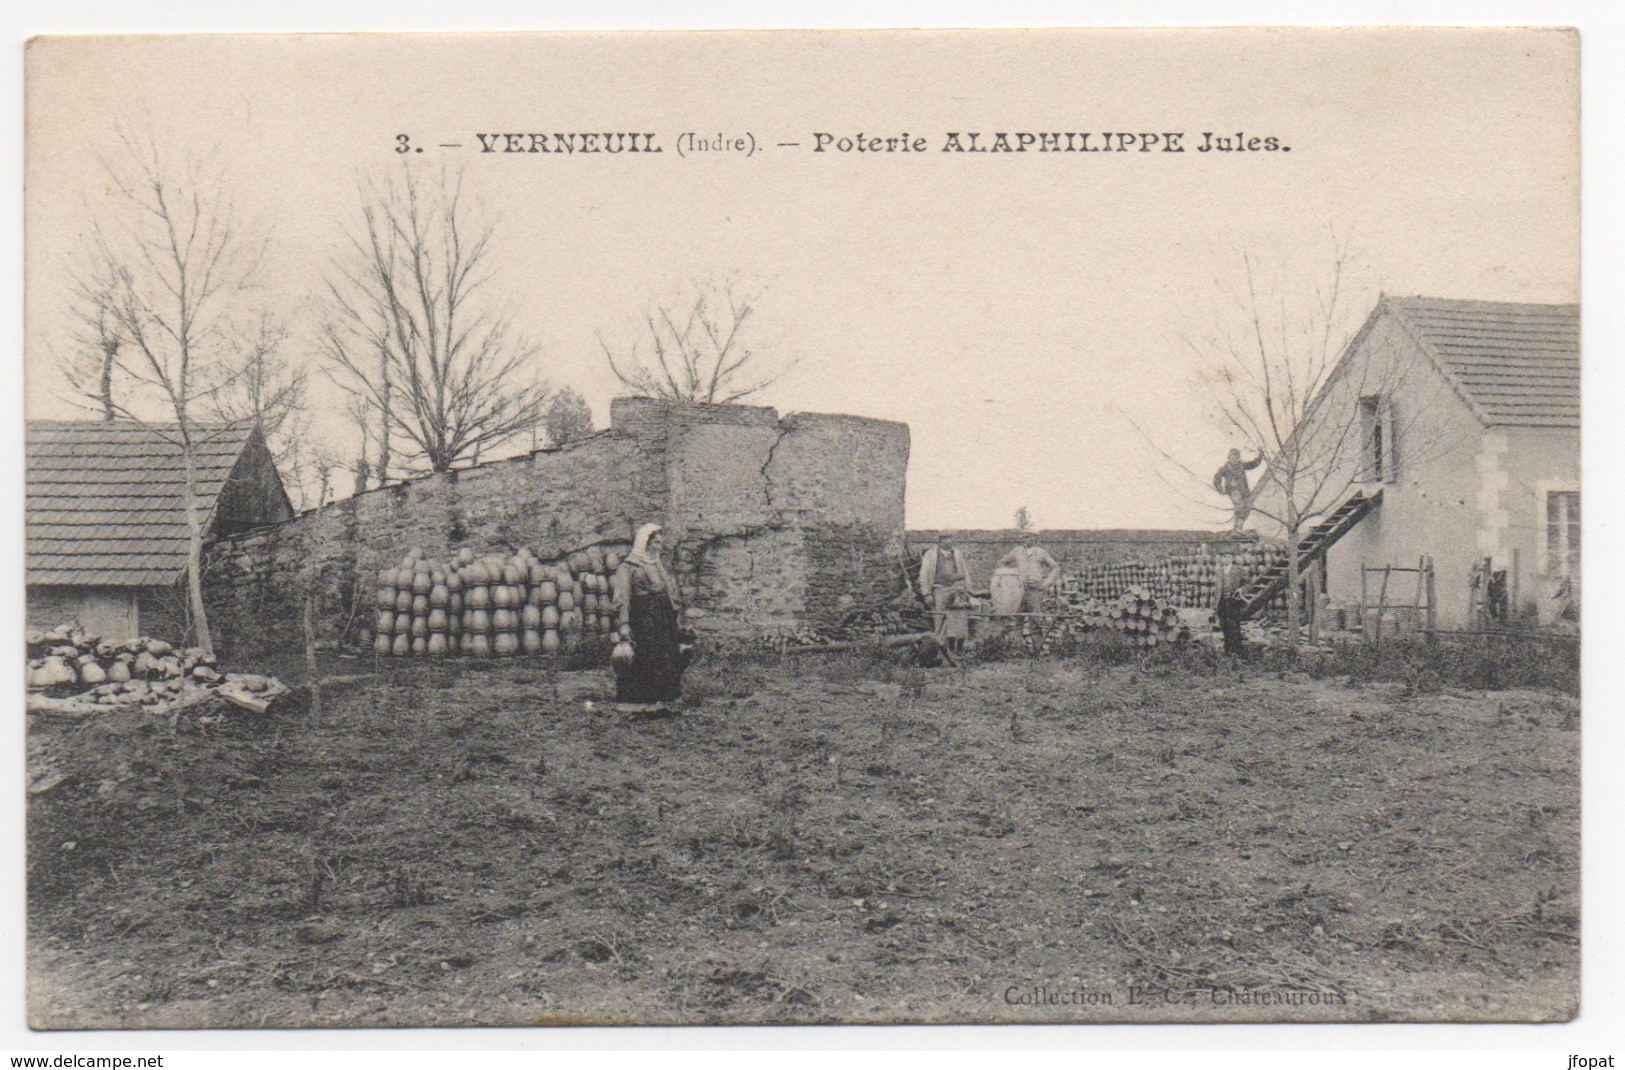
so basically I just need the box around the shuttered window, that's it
[1360,395,1392,482]
[1381,398,1398,481]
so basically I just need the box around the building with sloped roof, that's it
[26,421,294,642]
[1381,297,1578,428]
[1250,296,1579,629]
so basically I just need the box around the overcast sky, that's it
[25,29,1578,530]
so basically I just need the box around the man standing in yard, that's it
[1213,448,1265,532]
[997,530,1061,613]
[1216,559,1246,657]
[919,531,972,633]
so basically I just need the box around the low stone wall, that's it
[204,398,911,658]
[905,528,1257,591]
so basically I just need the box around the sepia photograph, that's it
[20,27,1582,1030]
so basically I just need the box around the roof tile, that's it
[26,421,256,587]
[1386,297,1579,428]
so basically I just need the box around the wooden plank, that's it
[26,694,137,718]
[317,673,376,687]
[783,632,935,655]
[215,686,270,714]
[1428,629,1578,641]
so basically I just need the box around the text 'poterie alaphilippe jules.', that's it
[467,131,1289,154]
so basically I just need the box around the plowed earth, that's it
[27,653,1579,1027]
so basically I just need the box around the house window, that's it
[1360,395,1390,482]
[1546,490,1580,576]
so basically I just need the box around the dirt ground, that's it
[25,649,1580,1028]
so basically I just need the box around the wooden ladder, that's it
[1234,488,1384,621]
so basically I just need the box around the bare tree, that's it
[204,314,314,502]
[1013,506,1035,533]
[599,277,793,404]
[323,164,552,476]
[344,395,375,495]
[308,447,346,510]
[72,126,270,656]
[1155,238,1458,642]
[543,387,595,448]
[58,259,132,421]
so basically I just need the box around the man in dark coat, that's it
[1216,559,1246,657]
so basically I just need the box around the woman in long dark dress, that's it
[612,524,689,709]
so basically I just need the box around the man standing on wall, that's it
[1213,448,1265,532]
[997,530,1061,613]
[919,531,972,633]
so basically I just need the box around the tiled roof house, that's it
[1260,296,1580,628]
[26,421,294,641]
[1380,297,1578,429]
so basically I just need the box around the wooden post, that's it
[1374,565,1392,651]
[1307,562,1321,644]
[1413,557,1426,636]
[303,589,321,723]
[1511,548,1522,622]
[1424,556,1437,633]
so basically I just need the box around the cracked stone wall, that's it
[629,399,911,637]
[204,398,909,656]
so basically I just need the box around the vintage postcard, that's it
[22,28,1579,1028]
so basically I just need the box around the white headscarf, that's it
[623,523,673,594]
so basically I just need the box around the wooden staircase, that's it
[1234,488,1383,621]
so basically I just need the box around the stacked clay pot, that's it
[367,542,632,657]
